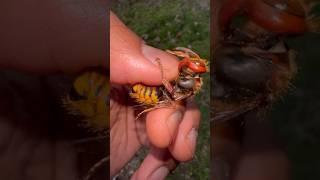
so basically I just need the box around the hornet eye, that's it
[178,78,195,89]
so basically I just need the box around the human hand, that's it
[110,12,201,179]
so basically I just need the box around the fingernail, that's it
[168,111,183,125]
[141,44,164,65]
[187,128,198,152]
[149,166,169,180]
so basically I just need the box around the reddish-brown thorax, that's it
[178,58,207,73]
[219,0,307,34]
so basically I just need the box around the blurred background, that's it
[211,0,320,179]
[111,0,210,179]
[270,33,320,180]
[0,71,108,180]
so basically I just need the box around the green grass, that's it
[112,0,210,179]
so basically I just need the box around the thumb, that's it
[110,12,179,86]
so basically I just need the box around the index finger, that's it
[110,12,179,86]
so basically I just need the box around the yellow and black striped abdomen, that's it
[130,84,160,105]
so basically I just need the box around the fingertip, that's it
[110,13,179,85]
[146,108,182,148]
[131,148,176,180]
[111,43,179,85]
[169,102,201,161]
[140,44,179,84]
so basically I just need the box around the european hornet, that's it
[210,0,320,122]
[63,71,109,132]
[63,71,109,180]
[212,1,320,179]
[130,47,208,119]
[212,40,297,121]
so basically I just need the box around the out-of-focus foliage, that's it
[112,0,209,58]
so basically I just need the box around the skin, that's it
[0,0,106,73]
[0,0,106,179]
[110,12,200,179]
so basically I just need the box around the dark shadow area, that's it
[270,33,320,180]
[0,71,108,180]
